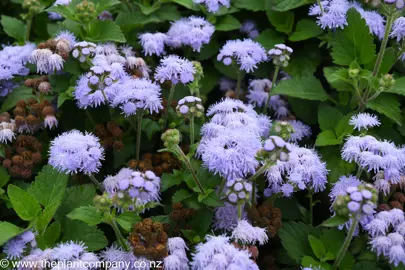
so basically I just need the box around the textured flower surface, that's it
[349,113,381,131]
[192,0,230,13]
[139,32,168,56]
[154,55,195,84]
[231,220,268,245]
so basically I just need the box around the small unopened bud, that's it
[38,81,52,93]
[161,129,181,148]
[349,68,360,78]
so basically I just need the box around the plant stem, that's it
[263,66,280,114]
[237,203,243,220]
[251,184,256,206]
[372,13,395,76]
[332,219,358,270]
[189,116,195,145]
[308,192,313,225]
[355,167,363,179]
[217,178,226,196]
[247,161,274,182]
[25,17,33,41]
[135,112,143,161]
[236,70,243,98]
[317,0,324,15]
[163,84,176,129]
[88,174,104,192]
[110,219,129,251]
[175,145,205,194]
[85,110,96,126]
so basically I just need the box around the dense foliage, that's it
[3,0,405,269]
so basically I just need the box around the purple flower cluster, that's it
[49,130,104,174]
[342,135,405,194]
[268,44,293,67]
[225,178,253,204]
[240,21,259,39]
[164,237,189,270]
[154,55,195,85]
[103,168,161,208]
[0,119,16,144]
[197,98,270,181]
[288,120,312,143]
[190,235,259,270]
[110,78,163,116]
[4,231,36,260]
[72,41,97,63]
[139,33,168,56]
[231,220,268,245]
[217,39,268,73]
[73,54,128,108]
[166,16,215,52]
[366,209,405,266]
[193,0,230,13]
[213,202,247,231]
[349,113,381,131]
[176,96,204,117]
[101,245,150,270]
[385,0,405,9]
[265,144,328,197]
[391,17,405,41]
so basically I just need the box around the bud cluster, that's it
[93,193,113,212]
[22,0,41,16]
[176,96,204,118]
[378,74,396,92]
[128,152,180,176]
[247,201,283,238]
[384,0,404,9]
[72,41,97,63]
[188,61,204,96]
[25,76,52,94]
[257,135,291,163]
[268,44,293,67]
[225,179,253,205]
[333,183,378,220]
[75,0,97,23]
[94,122,124,151]
[161,129,181,148]
[270,121,295,141]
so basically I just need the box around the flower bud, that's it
[161,129,181,148]
[76,0,97,23]
[268,44,293,67]
[270,121,295,141]
[176,96,204,118]
[38,81,52,94]
[225,179,252,205]
[349,68,360,78]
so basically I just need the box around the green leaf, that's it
[315,130,342,147]
[289,19,323,41]
[278,222,321,263]
[366,94,402,126]
[331,9,376,66]
[0,222,23,246]
[214,61,239,79]
[321,215,349,227]
[320,146,356,183]
[187,208,213,235]
[320,228,345,256]
[267,10,294,34]
[67,206,103,226]
[200,68,220,95]
[28,165,69,207]
[0,167,10,188]
[271,76,329,101]
[215,15,241,31]
[95,0,121,13]
[133,2,161,15]
[8,185,41,221]
[155,5,182,21]
[170,0,198,9]
[141,118,161,141]
[116,212,142,232]
[46,4,76,21]
[324,67,353,92]
[87,20,126,43]
[301,256,331,270]
[43,221,61,247]
[268,0,309,11]
[199,191,223,207]
[353,262,381,270]
[341,253,356,270]
[161,170,184,192]
[335,113,355,139]
[318,104,343,131]
[379,47,396,74]
[254,29,285,50]
[1,86,35,112]
[62,220,107,251]
[58,92,73,108]
[151,215,171,224]
[1,15,26,42]
[388,76,405,96]
[36,202,60,234]
[233,0,265,11]
[284,42,320,77]
[55,185,96,220]
[172,189,193,203]
[308,235,326,259]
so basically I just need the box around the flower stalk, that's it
[88,174,104,192]
[332,219,358,270]
[263,66,280,114]
[136,112,143,161]
[163,84,176,129]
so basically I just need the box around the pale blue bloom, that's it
[154,55,195,84]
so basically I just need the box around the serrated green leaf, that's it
[315,130,342,147]
[87,20,126,43]
[187,208,213,235]
[172,189,193,203]
[170,0,198,9]
[116,212,142,232]
[378,47,396,74]
[133,2,161,15]
[214,61,239,79]
[199,191,223,207]
[67,206,103,226]
[215,15,241,31]
[95,0,120,13]
[161,170,184,192]
[331,9,376,65]
[321,215,349,227]
[233,0,265,11]
[335,113,355,139]
[271,76,329,101]
[62,220,107,251]
[43,221,61,247]
[141,118,160,141]
[1,15,26,42]
[155,5,182,21]
[36,202,60,234]
[268,0,309,11]
[320,228,345,256]
[1,86,35,112]
[318,104,343,131]
[388,76,405,96]
[28,165,69,207]
[8,185,41,221]
[151,215,171,224]
[366,94,402,126]
[289,19,323,41]
[55,185,96,220]
[301,256,331,270]
[58,92,73,108]
[0,222,23,246]
[200,68,219,95]
[254,29,285,50]
[324,67,353,92]
[341,253,356,270]
[267,10,294,34]
[46,4,76,21]
[319,146,356,183]
[284,42,320,77]
[308,235,326,259]
[0,167,10,188]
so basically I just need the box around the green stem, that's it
[332,219,358,270]
[175,145,205,194]
[248,161,274,182]
[263,66,280,114]
[189,116,195,145]
[372,13,395,76]
[236,70,243,98]
[85,110,96,126]
[308,193,313,226]
[128,117,137,133]
[25,17,32,41]
[317,0,324,15]
[88,174,104,192]
[251,183,256,206]
[355,167,363,179]
[217,178,226,196]
[135,112,143,161]
[163,84,176,129]
[237,203,243,220]
[110,219,129,251]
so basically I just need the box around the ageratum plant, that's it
[3,0,405,269]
